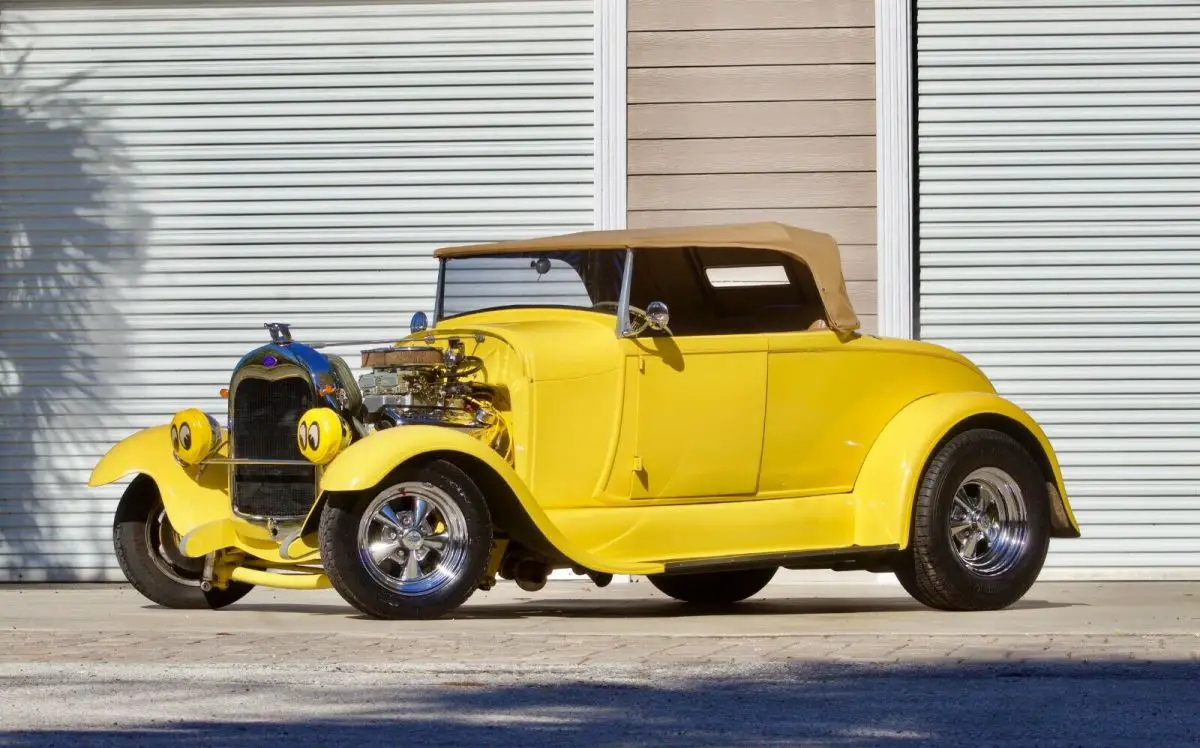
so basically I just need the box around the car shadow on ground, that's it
[201,594,1079,620]
[1,660,1196,746]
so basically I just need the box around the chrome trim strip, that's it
[228,363,308,394]
[381,406,487,431]
[434,256,447,322]
[226,361,321,523]
[615,247,634,337]
[202,457,314,468]
[234,510,308,523]
[308,338,404,351]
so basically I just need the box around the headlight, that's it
[297,407,351,465]
[169,408,221,466]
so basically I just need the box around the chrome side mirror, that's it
[646,301,670,332]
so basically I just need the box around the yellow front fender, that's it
[851,391,1080,549]
[303,425,665,575]
[88,425,233,540]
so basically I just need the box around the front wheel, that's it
[113,477,253,610]
[647,567,777,605]
[319,460,493,620]
[893,428,1051,611]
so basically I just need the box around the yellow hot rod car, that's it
[90,223,1080,619]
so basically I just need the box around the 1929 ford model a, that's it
[89,223,1080,619]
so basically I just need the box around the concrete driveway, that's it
[1,579,1198,746]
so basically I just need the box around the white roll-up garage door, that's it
[0,0,596,581]
[916,0,1200,576]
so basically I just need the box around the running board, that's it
[657,544,901,575]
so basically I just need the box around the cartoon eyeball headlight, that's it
[169,408,221,466]
[297,407,351,465]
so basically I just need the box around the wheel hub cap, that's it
[356,483,469,597]
[947,466,1030,577]
[400,530,424,550]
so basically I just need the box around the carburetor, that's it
[356,339,499,439]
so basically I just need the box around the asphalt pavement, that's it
[0,578,1197,746]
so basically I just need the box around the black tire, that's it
[319,460,493,620]
[112,476,253,610]
[647,567,777,605]
[893,428,1051,611]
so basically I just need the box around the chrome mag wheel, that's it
[114,478,253,610]
[143,508,204,586]
[356,482,470,597]
[894,428,1049,612]
[320,461,492,619]
[947,466,1030,577]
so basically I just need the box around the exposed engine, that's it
[224,328,551,591]
[355,339,510,457]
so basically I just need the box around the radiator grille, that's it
[231,376,315,520]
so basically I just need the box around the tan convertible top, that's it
[434,222,860,332]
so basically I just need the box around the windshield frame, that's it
[432,248,634,337]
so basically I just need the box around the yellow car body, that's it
[90,313,1079,572]
[90,222,1079,616]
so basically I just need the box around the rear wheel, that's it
[647,567,777,605]
[893,428,1051,611]
[112,477,253,610]
[319,460,493,620]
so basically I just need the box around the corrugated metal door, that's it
[0,0,596,581]
[916,0,1200,575]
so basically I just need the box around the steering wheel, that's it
[592,301,651,333]
[592,300,647,319]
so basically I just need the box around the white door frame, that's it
[551,0,628,583]
[593,0,627,231]
[875,0,915,339]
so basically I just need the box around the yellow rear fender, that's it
[851,391,1080,550]
[299,425,662,575]
[88,424,233,539]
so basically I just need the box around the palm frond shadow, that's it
[0,23,152,580]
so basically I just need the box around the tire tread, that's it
[647,567,777,605]
[318,459,492,620]
[894,428,1050,612]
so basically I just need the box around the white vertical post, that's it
[593,0,627,231]
[875,0,915,339]
[548,0,630,585]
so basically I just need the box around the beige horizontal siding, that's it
[847,282,876,319]
[836,244,876,284]
[628,207,876,246]
[628,137,875,175]
[629,65,874,104]
[630,101,874,139]
[628,29,873,67]
[627,0,877,332]
[629,173,875,211]
[630,0,874,31]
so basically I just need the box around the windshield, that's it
[437,250,627,320]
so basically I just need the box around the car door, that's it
[624,333,768,500]
[686,245,875,498]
